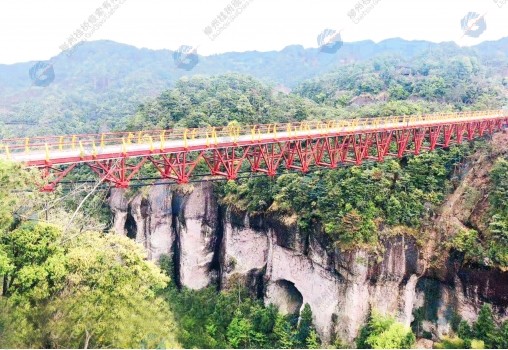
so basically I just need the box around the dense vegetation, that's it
[0,159,323,348]
[221,145,471,251]
[449,156,508,269]
[357,312,415,349]
[125,74,335,131]
[162,278,321,348]
[0,161,179,348]
[433,304,508,349]
[1,38,508,137]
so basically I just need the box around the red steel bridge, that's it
[1,110,507,191]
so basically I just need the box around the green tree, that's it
[306,329,320,349]
[458,320,473,341]
[296,303,314,346]
[45,232,178,349]
[356,311,415,349]
[473,304,497,348]
[1,224,179,348]
[227,309,254,348]
[2,222,66,302]
[273,314,295,349]
[496,321,508,348]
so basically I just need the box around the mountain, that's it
[0,38,507,137]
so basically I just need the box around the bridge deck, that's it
[2,110,506,167]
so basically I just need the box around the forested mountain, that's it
[126,56,507,132]
[1,38,508,136]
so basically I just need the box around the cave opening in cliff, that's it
[269,279,304,315]
[125,211,137,240]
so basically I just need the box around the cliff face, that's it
[108,133,508,344]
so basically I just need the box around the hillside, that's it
[1,38,508,137]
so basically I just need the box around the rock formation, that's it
[108,133,508,344]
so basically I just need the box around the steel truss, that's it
[40,118,507,191]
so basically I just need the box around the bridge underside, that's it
[39,118,506,191]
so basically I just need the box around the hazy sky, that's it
[0,0,507,64]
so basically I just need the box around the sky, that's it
[0,0,507,64]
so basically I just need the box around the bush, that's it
[356,311,415,349]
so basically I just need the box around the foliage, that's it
[0,160,37,231]
[126,74,335,132]
[2,222,66,303]
[356,311,415,349]
[45,232,177,349]
[0,161,179,348]
[295,54,507,112]
[1,228,178,349]
[449,157,508,269]
[487,158,508,267]
[222,146,471,250]
[1,39,507,348]
[306,329,320,349]
[450,229,484,263]
[439,304,508,349]
[163,275,321,349]
[434,336,469,349]
[473,304,497,349]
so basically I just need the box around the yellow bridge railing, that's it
[0,109,505,160]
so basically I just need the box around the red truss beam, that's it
[87,158,148,188]
[148,152,204,184]
[203,147,251,180]
[250,143,287,176]
[41,163,77,192]
[34,117,508,190]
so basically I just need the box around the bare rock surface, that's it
[176,182,219,289]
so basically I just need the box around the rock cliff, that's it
[108,133,508,344]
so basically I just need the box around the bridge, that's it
[1,110,507,191]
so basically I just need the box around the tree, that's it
[496,321,508,348]
[227,309,254,348]
[473,304,497,348]
[0,161,36,232]
[1,222,67,302]
[296,303,314,346]
[458,320,473,340]
[1,227,179,348]
[306,329,320,349]
[273,314,295,349]
[356,311,415,349]
[46,232,178,349]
